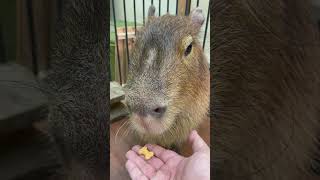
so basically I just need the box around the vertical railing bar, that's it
[197,0,200,7]
[50,0,63,69]
[26,0,38,76]
[159,0,161,16]
[57,0,63,20]
[112,0,122,85]
[143,0,145,25]
[108,34,111,81]
[106,0,110,81]
[123,0,130,74]
[202,10,209,49]
[176,0,178,15]
[0,25,6,63]
[134,0,137,35]
[167,0,169,13]
[185,0,190,16]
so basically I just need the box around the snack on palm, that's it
[138,146,154,160]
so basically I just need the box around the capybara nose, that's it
[129,103,167,118]
[125,93,167,118]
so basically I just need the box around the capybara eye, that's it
[184,43,192,56]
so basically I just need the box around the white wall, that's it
[110,0,210,62]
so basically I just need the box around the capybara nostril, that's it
[128,102,167,118]
[151,106,167,118]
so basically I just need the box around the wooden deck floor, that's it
[110,116,210,180]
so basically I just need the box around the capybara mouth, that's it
[130,112,169,135]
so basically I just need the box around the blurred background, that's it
[0,0,64,77]
[0,1,69,179]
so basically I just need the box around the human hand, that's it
[125,130,210,180]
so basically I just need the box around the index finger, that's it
[126,150,156,178]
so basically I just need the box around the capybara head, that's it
[124,6,210,148]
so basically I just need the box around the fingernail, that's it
[191,130,197,135]
[125,151,131,158]
[146,144,153,148]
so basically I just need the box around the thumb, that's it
[188,130,209,153]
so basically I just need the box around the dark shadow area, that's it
[0,0,109,180]
[0,0,61,179]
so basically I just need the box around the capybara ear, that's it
[148,5,156,17]
[189,7,205,31]
[146,5,156,24]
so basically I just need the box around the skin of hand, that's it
[125,130,210,180]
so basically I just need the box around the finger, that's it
[188,130,209,153]
[132,145,164,169]
[146,144,179,162]
[126,150,156,178]
[125,160,148,180]
[132,145,144,158]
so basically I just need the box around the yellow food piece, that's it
[138,146,154,160]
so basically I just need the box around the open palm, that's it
[125,130,210,180]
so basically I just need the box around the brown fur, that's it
[212,0,320,179]
[124,7,210,150]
